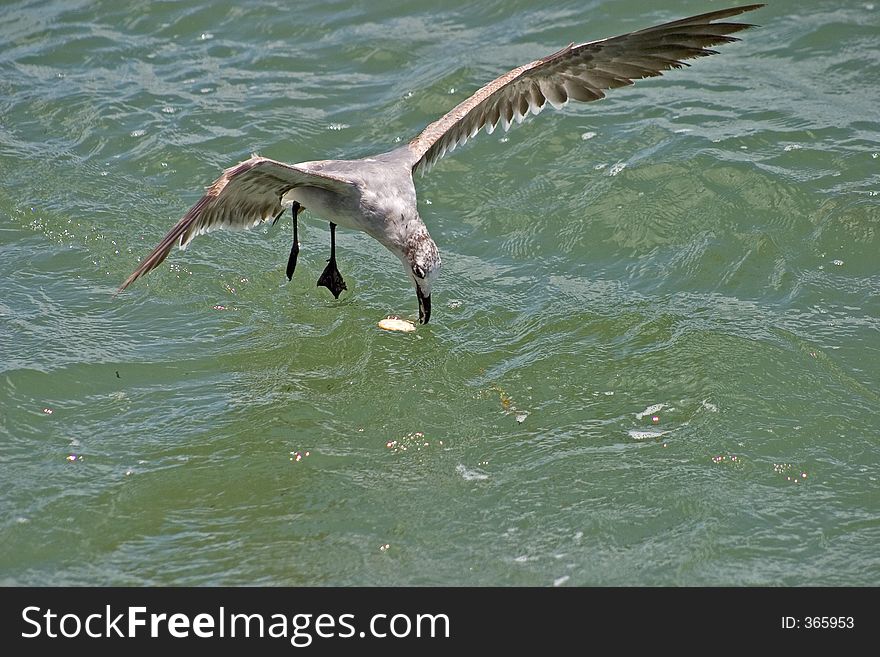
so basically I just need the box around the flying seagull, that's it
[118,4,763,324]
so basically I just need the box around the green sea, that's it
[1,0,878,586]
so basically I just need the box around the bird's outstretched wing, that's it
[117,156,358,292]
[407,4,763,174]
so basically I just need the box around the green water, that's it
[1,0,878,586]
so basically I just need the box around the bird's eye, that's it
[413,264,425,279]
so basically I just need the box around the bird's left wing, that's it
[407,4,763,174]
[117,155,358,292]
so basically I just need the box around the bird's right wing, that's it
[117,155,358,292]
[407,4,763,174]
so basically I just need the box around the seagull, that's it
[118,4,763,324]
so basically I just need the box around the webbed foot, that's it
[317,258,347,299]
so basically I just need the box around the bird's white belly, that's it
[283,186,367,232]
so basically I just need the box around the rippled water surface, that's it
[1,0,878,585]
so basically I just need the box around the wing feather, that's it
[118,156,357,292]
[407,4,764,174]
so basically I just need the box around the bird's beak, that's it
[416,286,431,324]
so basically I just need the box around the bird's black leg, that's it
[285,202,301,281]
[317,222,347,299]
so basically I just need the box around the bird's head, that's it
[402,231,441,324]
